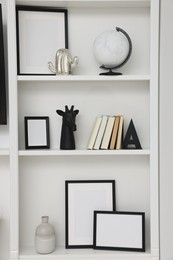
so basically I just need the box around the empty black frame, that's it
[16,5,68,75]
[25,116,50,149]
[65,180,116,249]
[93,211,145,252]
[0,4,7,124]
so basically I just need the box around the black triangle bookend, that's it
[123,119,142,149]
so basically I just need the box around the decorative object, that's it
[48,48,79,75]
[24,116,50,149]
[93,211,145,252]
[56,105,79,150]
[93,27,132,75]
[123,119,142,149]
[16,6,68,75]
[35,216,56,254]
[0,4,7,124]
[65,180,116,248]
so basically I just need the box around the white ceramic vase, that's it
[35,216,56,254]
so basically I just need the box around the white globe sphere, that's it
[93,29,130,68]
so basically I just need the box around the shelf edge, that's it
[18,149,150,156]
[17,75,150,82]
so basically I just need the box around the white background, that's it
[0,0,172,259]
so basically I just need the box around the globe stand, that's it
[99,67,122,76]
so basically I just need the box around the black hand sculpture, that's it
[56,105,79,150]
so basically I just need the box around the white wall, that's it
[160,0,173,259]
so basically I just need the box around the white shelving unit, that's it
[7,0,159,259]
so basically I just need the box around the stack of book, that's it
[87,115,124,150]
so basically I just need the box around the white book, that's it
[93,115,108,150]
[101,116,115,149]
[87,117,102,149]
[116,115,124,150]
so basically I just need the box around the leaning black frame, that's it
[93,211,145,252]
[65,180,116,249]
[16,5,68,75]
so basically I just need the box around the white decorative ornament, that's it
[93,27,132,75]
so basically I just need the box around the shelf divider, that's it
[17,75,150,82]
[19,245,152,260]
[0,149,10,156]
[18,149,150,156]
[16,0,151,9]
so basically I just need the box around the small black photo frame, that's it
[16,6,68,75]
[93,211,145,252]
[0,4,7,124]
[65,180,116,249]
[25,116,50,149]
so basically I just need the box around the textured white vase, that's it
[35,216,56,254]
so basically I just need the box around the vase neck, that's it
[42,216,49,223]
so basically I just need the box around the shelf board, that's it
[19,246,152,260]
[19,149,150,156]
[17,75,150,82]
[16,0,151,8]
[0,149,10,156]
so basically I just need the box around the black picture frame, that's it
[93,211,145,252]
[65,180,116,249]
[0,4,7,124]
[25,116,50,149]
[16,5,68,75]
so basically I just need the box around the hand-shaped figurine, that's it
[56,105,79,150]
[48,48,79,75]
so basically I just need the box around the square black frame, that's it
[16,5,68,75]
[0,4,7,124]
[25,116,50,149]
[65,180,116,249]
[93,211,145,252]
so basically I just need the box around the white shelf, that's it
[19,246,152,260]
[18,149,150,156]
[16,0,150,8]
[0,149,10,156]
[17,75,150,82]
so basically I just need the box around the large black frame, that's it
[0,4,7,124]
[65,180,116,249]
[16,5,68,75]
[93,211,145,252]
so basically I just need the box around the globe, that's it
[93,27,132,75]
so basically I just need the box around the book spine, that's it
[109,116,120,150]
[101,116,115,150]
[116,115,124,150]
[93,116,108,150]
[87,117,102,149]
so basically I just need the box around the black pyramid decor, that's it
[123,119,142,149]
